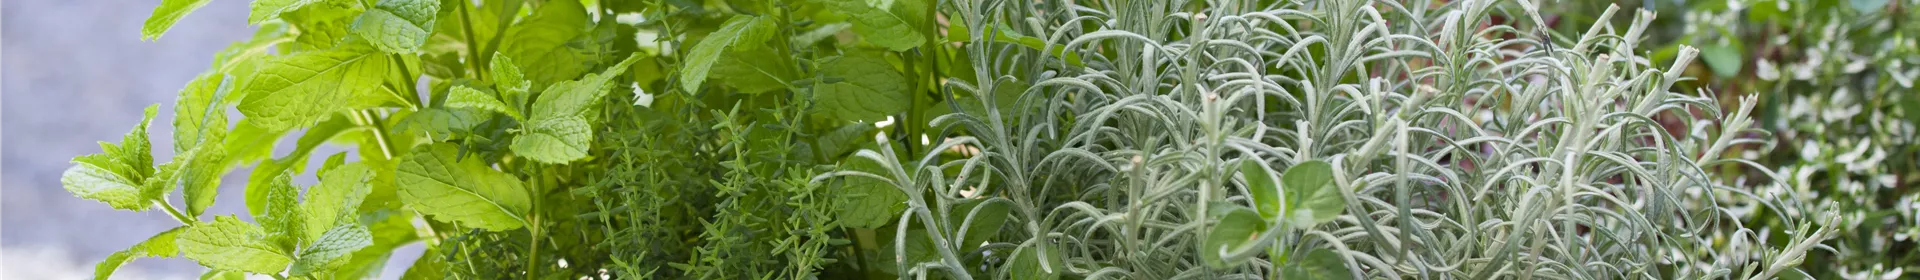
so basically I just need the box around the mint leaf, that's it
[141,0,214,40]
[499,0,590,90]
[179,216,294,274]
[708,47,796,94]
[178,145,230,217]
[679,15,777,93]
[289,223,373,276]
[446,85,521,120]
[509,54,643,163]
[489,53,530,106]
[174,72,231,154]
[825,0,927,51]
[510,116,592,163]
[94,226,186,279]
[261,171,307,248]
[1280,160,1342,226]
[302,162,374,242]
[248,0,326,24]
[816,53,911,122]
[352,0,441,54]
[237,43,394,132]
[396,144,531,231]
[61,105,160,210]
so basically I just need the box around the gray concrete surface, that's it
[7,1,289,279]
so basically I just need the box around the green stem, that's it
[154,200,196,224]
[457,1,487,79]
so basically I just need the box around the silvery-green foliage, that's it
[823,0,1838,279]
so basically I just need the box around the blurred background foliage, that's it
[1555,0,1917,279]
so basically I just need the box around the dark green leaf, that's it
[816,53,910,122]
[396,144,531,231]
[1281,160,1343,226]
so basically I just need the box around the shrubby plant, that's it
[59,0,1870,279]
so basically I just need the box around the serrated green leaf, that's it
[835,153,906,228]
[509,54,643,163]
[248,0,327,24]
[709,47,796,94]
[1239,159,1284,220]
[489,53,530,104]
[825,0,927,51]
[302,162,374,242]
[1281,160,1342,226]
[178,145,230,217]
[61,105,160,211]
[1203,204,1267,268]
[289,223,373,276]
[510,116,592,163]
[352,0,442,54]
[237,43,394,132]
[396,144,531,231]
[94,226,186,280]
[679,15,778,93]
[179,216,293,274]
[174,72,232,153]
[446,85,522,119]
[141,0,214,41]
[499,0,590,90]
[816,53,910,122]
[261,171,307,248]
[246,116,357,216]
[281,2,362,50]
[1280,248,1355,280]
[395,107,488,141]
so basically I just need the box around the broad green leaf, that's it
[499,0,590,90]
[948,198,1011,252]
[679,15,777,93]
[174,72,231,154]
[1238,159,1284,221]
[489,53,530,105]
[237,43,394,132]
[289,223,373,276]
[1203,204,1267,268]
[61,105,160,211]
[94,226,186,280]
[835,154,907,228]
[141,0,213,40]
[352,0,442,54]
[302,162,374,242]
[825,0,928,51]
[446,85,522,119]
[510,54,643,163]
[1699,44,1743,78]
[1281,160,1343,226]
[510,116,592,163]
[178,145,230,217]
[396,144,531,231]
[395,107,487,141]
[1280,248,1355,280]
[249,0,326,24]
[179,216,294,274]
[1008,240,1061,280]
[261,171,307,248]
[709,48,796,94]
[816,53,910,122]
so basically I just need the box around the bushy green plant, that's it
[60,0,1872,279]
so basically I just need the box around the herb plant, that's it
[59,0,1879,279]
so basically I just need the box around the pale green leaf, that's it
[174,72,232,154]
[248,0,326,24]
[1280,248,1355,280]
[446,85,522,120]
[61,105,160,211]
[1203,204,1267,268]
[302,162,374,242]
[816,53,910,122]
[179,216,293,274]
[179,145,230,217]
[510,116,592,164]
[94,226,185,280]
[261,171,306,247]
[352,0,442,54]
[1281,160,1343,226]
[489,53,530,104]
[289,223,373,276]
[499,0,590,90]
[396,144,531,231]
[679,15,777,93]
[826,0,927,51]
[141,0,213,41]
[237,44,394,132]
[1700,44,1743,78]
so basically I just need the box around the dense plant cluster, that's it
[58,0,1909,279]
